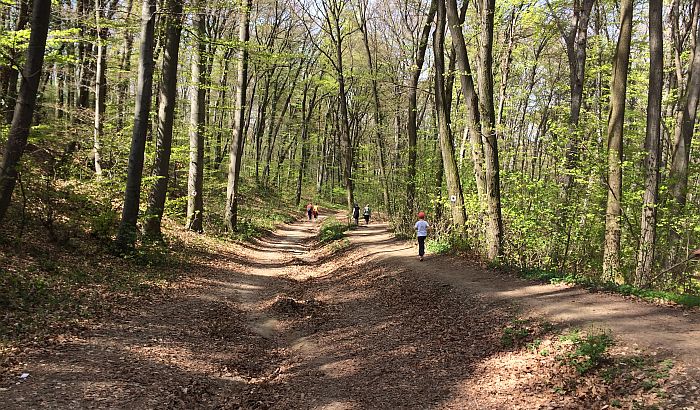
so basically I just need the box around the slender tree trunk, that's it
[187,2,206,232]
[116,0,135,132]
[669,0,700,257]
[476,0,504,259]
[407,0,437,218]
[602,0,632,281]
[636,0,663,286]
[434,0,466,227]
[560,0,594,192]
[355,1,391,215]
[0,0,52,224]
[115,0,157,250]
[143,0,183,239]
[225,0,252,231]
[93,0,106,177]
[445,0,486,202]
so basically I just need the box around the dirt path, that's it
[348,222,700,369]
[2,216,698,409]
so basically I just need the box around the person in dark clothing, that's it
[352,203,360,225]
[306,202,313,221]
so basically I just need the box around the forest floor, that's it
[1,213,699,409]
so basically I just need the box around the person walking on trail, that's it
[414,211,429,261]
[306,202,313,221]
[352,203,360,225]
[312,204,319,221]
[363,204,371,224]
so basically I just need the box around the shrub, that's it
[319,217,349,243]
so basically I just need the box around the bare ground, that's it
[1,216,699,409]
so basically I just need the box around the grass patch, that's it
[520,269,700,307]
[557,329,614,375]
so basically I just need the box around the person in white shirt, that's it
[414,211,429,261]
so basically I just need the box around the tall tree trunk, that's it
[476,0,504,260]
[407,0,437,218]
[445,0,486,202]
[115,0,157,250]
[356,1,391,215]
[668,0,700,258]
[434,0,466,227]
[0,0,52,224]
[636,0,663,286]
[224,0,252,231]
[602,0,632,281]
[143,0,184,239]
[93,0,106,177]
[187,1,206,232]
[560,0,594,192]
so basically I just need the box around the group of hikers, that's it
[303,201,430,262]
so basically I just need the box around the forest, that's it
[3,0,697,291]
[2,0,700,407]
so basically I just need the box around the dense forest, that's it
[1,0,698,294]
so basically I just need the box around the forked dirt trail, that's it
[1,216,698,409]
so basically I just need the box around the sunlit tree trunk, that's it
[187,1,206,233]
[434,0,466,227]
[225,0,252,231]
[636,0,663,286]
[602,0,632,281]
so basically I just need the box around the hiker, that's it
[414,211,429,261]
[312,204,319,221]
[363,204,371,224]
[352,203,360,225]
[306,202,313,221]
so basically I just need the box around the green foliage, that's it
[501,319,532,348]
[319,217,349,243]
[520,268,700,307]
[557,330,614,375]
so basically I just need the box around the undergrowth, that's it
[520,269,700,307]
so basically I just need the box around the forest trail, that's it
[2,215,699,408]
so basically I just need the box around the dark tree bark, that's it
[115,0,157,250]
[0,0,52,224]
[143,0,184,239]
[225,0,253,231]
[636,0,663,285]
[187,1,206,233]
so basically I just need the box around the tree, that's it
[636,0,663,286]
[225,0,253,231]
[433,0,465,227]
[143,0,184,238]
[115,0,157,250]
[0,0,52,224]
[187,0,207,233]
[602,0,633,281]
